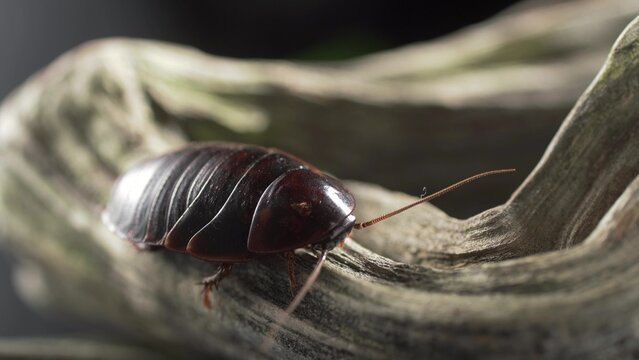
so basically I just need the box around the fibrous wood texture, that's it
[1,1,638,359]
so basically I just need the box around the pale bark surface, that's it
[0,1,638,359]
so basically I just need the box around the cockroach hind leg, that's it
[198,263,233,309]
[285,252,299,295]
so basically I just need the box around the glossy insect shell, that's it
[102,143,356,262]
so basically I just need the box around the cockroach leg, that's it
[199,263,233,309]
[127,240,160,252]
[285,251,299,294]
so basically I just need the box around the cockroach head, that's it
[310,219,353,252]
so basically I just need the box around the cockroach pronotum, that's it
[102,142,514,347]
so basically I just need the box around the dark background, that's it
[0,0,520,339]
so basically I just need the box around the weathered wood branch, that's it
[0,337,166,360]
[0,1,638,359]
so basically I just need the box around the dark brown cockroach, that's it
[102,142,513,344]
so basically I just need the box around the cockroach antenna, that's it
[354,168,516,229]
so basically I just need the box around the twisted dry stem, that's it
[0,2,638,359]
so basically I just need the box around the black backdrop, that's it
[0,0,520,338]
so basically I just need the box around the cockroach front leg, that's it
[199,263,233,309]
[285,251,299,295]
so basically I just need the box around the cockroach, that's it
[102,142,513,345]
